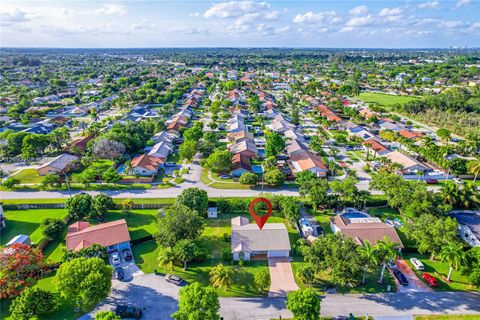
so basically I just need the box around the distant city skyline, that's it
[1,0,479,48]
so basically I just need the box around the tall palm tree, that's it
[376,236,400,284]
[438,243,466,282]
[157,246,175,272]
[467,159,480,183]
[358,240,380,284]
[209,263,234,291]
[173,239,196,270]
[124,160,132,176]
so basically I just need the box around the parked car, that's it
[165,162,176,167]
[219,174,231,179]
[111,252,121,266]
[165,274,183,285]
[425,178,438,184]
[393,270,408,286]
[115,305,143,319]
[122,248,133,261]
[422,273,439,287]
[115,267,125,281]
[453,178,464,184]
[410,258,424,270]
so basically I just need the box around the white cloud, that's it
[189,12,200,18]
[204,1,271,18]
[349,5,369,16]
[456,0,472,7]
[292,11,341,25]
[130,20,155,30]
[346,15,373,27]
[379,7,403,17]
[438,20,466,28]
[417,1,440,9]
[94,4,127,16]
[340,26,354,33]
[0,8,30,24]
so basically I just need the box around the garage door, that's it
[267,250,289,258]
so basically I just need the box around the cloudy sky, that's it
[1,0,479,48]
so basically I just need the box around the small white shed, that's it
[208,207,218,219]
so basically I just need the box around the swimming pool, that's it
[342,212,370,219]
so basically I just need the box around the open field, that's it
[356,92,419,108]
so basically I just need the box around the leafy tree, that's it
[95,311,121,320]
[172,283,220,320]
[280,196,301,223]
[436,128,451,142]
[286,288,320,320]
[296,265,316,285]
[465,247,480,286]
[174,239,197,270]
[41,218,66,241]
[238,172,258,185]
[61,244,107,262]
[10,287,57,320]
[209,263,234,291]
[42,173,62,189]
[72,168,97,188]
[438,243,466,282]
[300,179,330,210]
[405,214,459,260]
[357,240,379,284]
[467,158,480,183]
[265,132,285,157]
[179,140,198,161]
[157,246,176,272]
[21,134,50,159]
[65,193,92,220]
[120,198,134,214]
[183,123,203,141]
[56,257,112,310]
[156,204,206,247]
[205,149,233,174]
[254,269,270,292]
[102,167,122,184]
[92,193,115,220]
[176,187,209,216]
[296,170,316,185]
[264,167,285,186]
[0,244,44,298]
[2,177,20,189]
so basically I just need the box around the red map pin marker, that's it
[249,197,273,230]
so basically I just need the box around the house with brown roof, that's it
[71,135,94,152]
[66,219,131,253]
[384,150,430,175]
[37,153,79,176]
[130,154,164,176]
[398,129,425,140]
[363,138,391,157]
[229,140,258,158]
[290,150,328,177]
[231,153,252,177]
[227,130,254,142]
[330,210,404,249]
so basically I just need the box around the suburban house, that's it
[231,153,252,177]
[451,211,480,247]
[227,130,254,143]
[71,135,94,152]
[363,138,391,157]
[130,154,164,176]
[228,120,246,133]
[229,140,258,158]
[148,141,173,159]
[37,153,79,176]
[66,219,131,253]
[152,131,176,144]
[330,209,404,249]
[398,129,425,140]
[384,150,430,175]
[231,216,291,261]
[290,150,328,177]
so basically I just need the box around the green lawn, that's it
[404,253,478,292]
[1,208,68,245]
[104,209,159,240]
[357,92,419,108]
[10,168,43,183]
[309,210,334,234]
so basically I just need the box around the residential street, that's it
[82,273,480,320]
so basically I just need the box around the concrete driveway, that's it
[395,259,433,293]
[267,257,299,297]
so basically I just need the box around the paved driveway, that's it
[267,257,299,297]
[394,260,433,293]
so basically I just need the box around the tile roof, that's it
[131,154,164,171]
[66,219,131,251]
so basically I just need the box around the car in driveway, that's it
[425,178,438,184]
[219,174,231,179]
[115,267,125,281]
[111,252,121,266]
[165,274,184,285]
[410,258,424,270]
[115,305,143,319]
[453,177,464,184]
[122,248,133,261]
[422,273,439,287]
[393,269,409,286]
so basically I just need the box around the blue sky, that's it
[1,1,479,48]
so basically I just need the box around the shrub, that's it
[41,218,66,241]
[2,177,20,189]
[239,172,258,185]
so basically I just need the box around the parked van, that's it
[410,258,424,270]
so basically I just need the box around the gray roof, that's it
[453,211,480,241]
[231,217,291,253]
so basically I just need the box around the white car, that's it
[111,253,121,266]
[453,178,464,184]
[410,258,424,270]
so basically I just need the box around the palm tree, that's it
[467,159,480,183]
[173,239,195,270]
[358,240,380,284]
[376,236,400,284]
[438,243,466,282]
[124,160,132,176]
[157,246,175,272]
[209,263,234,291]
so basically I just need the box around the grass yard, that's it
[0,208,68,245]
[367,207,416,249]
[309,210,334,234]
[403,253,478,292]
[357,92,419,108]
[104,209,159,240]
[10,168,43,184]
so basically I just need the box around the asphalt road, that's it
[81,274,480,320]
